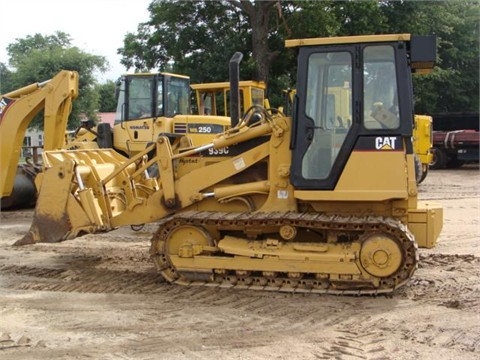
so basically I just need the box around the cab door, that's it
[114,75,156,156]
[291,46,356,189]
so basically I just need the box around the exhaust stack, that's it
[229,52,243,127]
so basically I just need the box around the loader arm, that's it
[0,70,79,199]
[17,111,280,244]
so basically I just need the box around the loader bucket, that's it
[14,147,144,246]
[14,159,79,245]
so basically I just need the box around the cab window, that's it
[363,45,399,129]
[128,77,154,120]
[302,51,353,179]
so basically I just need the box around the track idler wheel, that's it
[359,233,403,278]
[151,224,214,283]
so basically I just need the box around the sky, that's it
[0,0,152,82]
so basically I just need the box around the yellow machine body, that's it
[18,34,443,295]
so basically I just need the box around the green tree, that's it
[119,0,479,114]
[225,0,287,84]
[119,1,249,83]
[379,0,479,113]
[96,80,117,113]
[0,63,14,94]
[4,31,108,128]
[118,0,300,107]
[332,0,388,36]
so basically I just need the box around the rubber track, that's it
[150,211,419,295]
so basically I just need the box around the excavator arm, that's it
[0,70,79,207]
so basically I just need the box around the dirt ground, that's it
[0,166,479,360]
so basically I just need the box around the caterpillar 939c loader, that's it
[17,34,443,295]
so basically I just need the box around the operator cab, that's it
[113,73,191,155]
[288,34,436,189]
[115,73,191,123]
[191,80,266,116]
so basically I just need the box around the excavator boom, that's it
[0,70,79,208]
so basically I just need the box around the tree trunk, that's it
[228,0,281,85]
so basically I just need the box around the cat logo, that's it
[375,136,397,150]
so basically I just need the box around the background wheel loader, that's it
[17,34,443,295]
[70,72,232,156]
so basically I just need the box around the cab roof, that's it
[285,34,411,48]
[122,72,190,80]
[191,80,266,91]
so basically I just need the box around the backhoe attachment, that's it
[0,70,79,209]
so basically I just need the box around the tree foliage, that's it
[96,80,117,113]
[2,31,108,128]
[120,1,249,82]
[379,1,479,113]
[119,0,478,113]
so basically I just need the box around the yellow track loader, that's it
[17,34,443,295]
